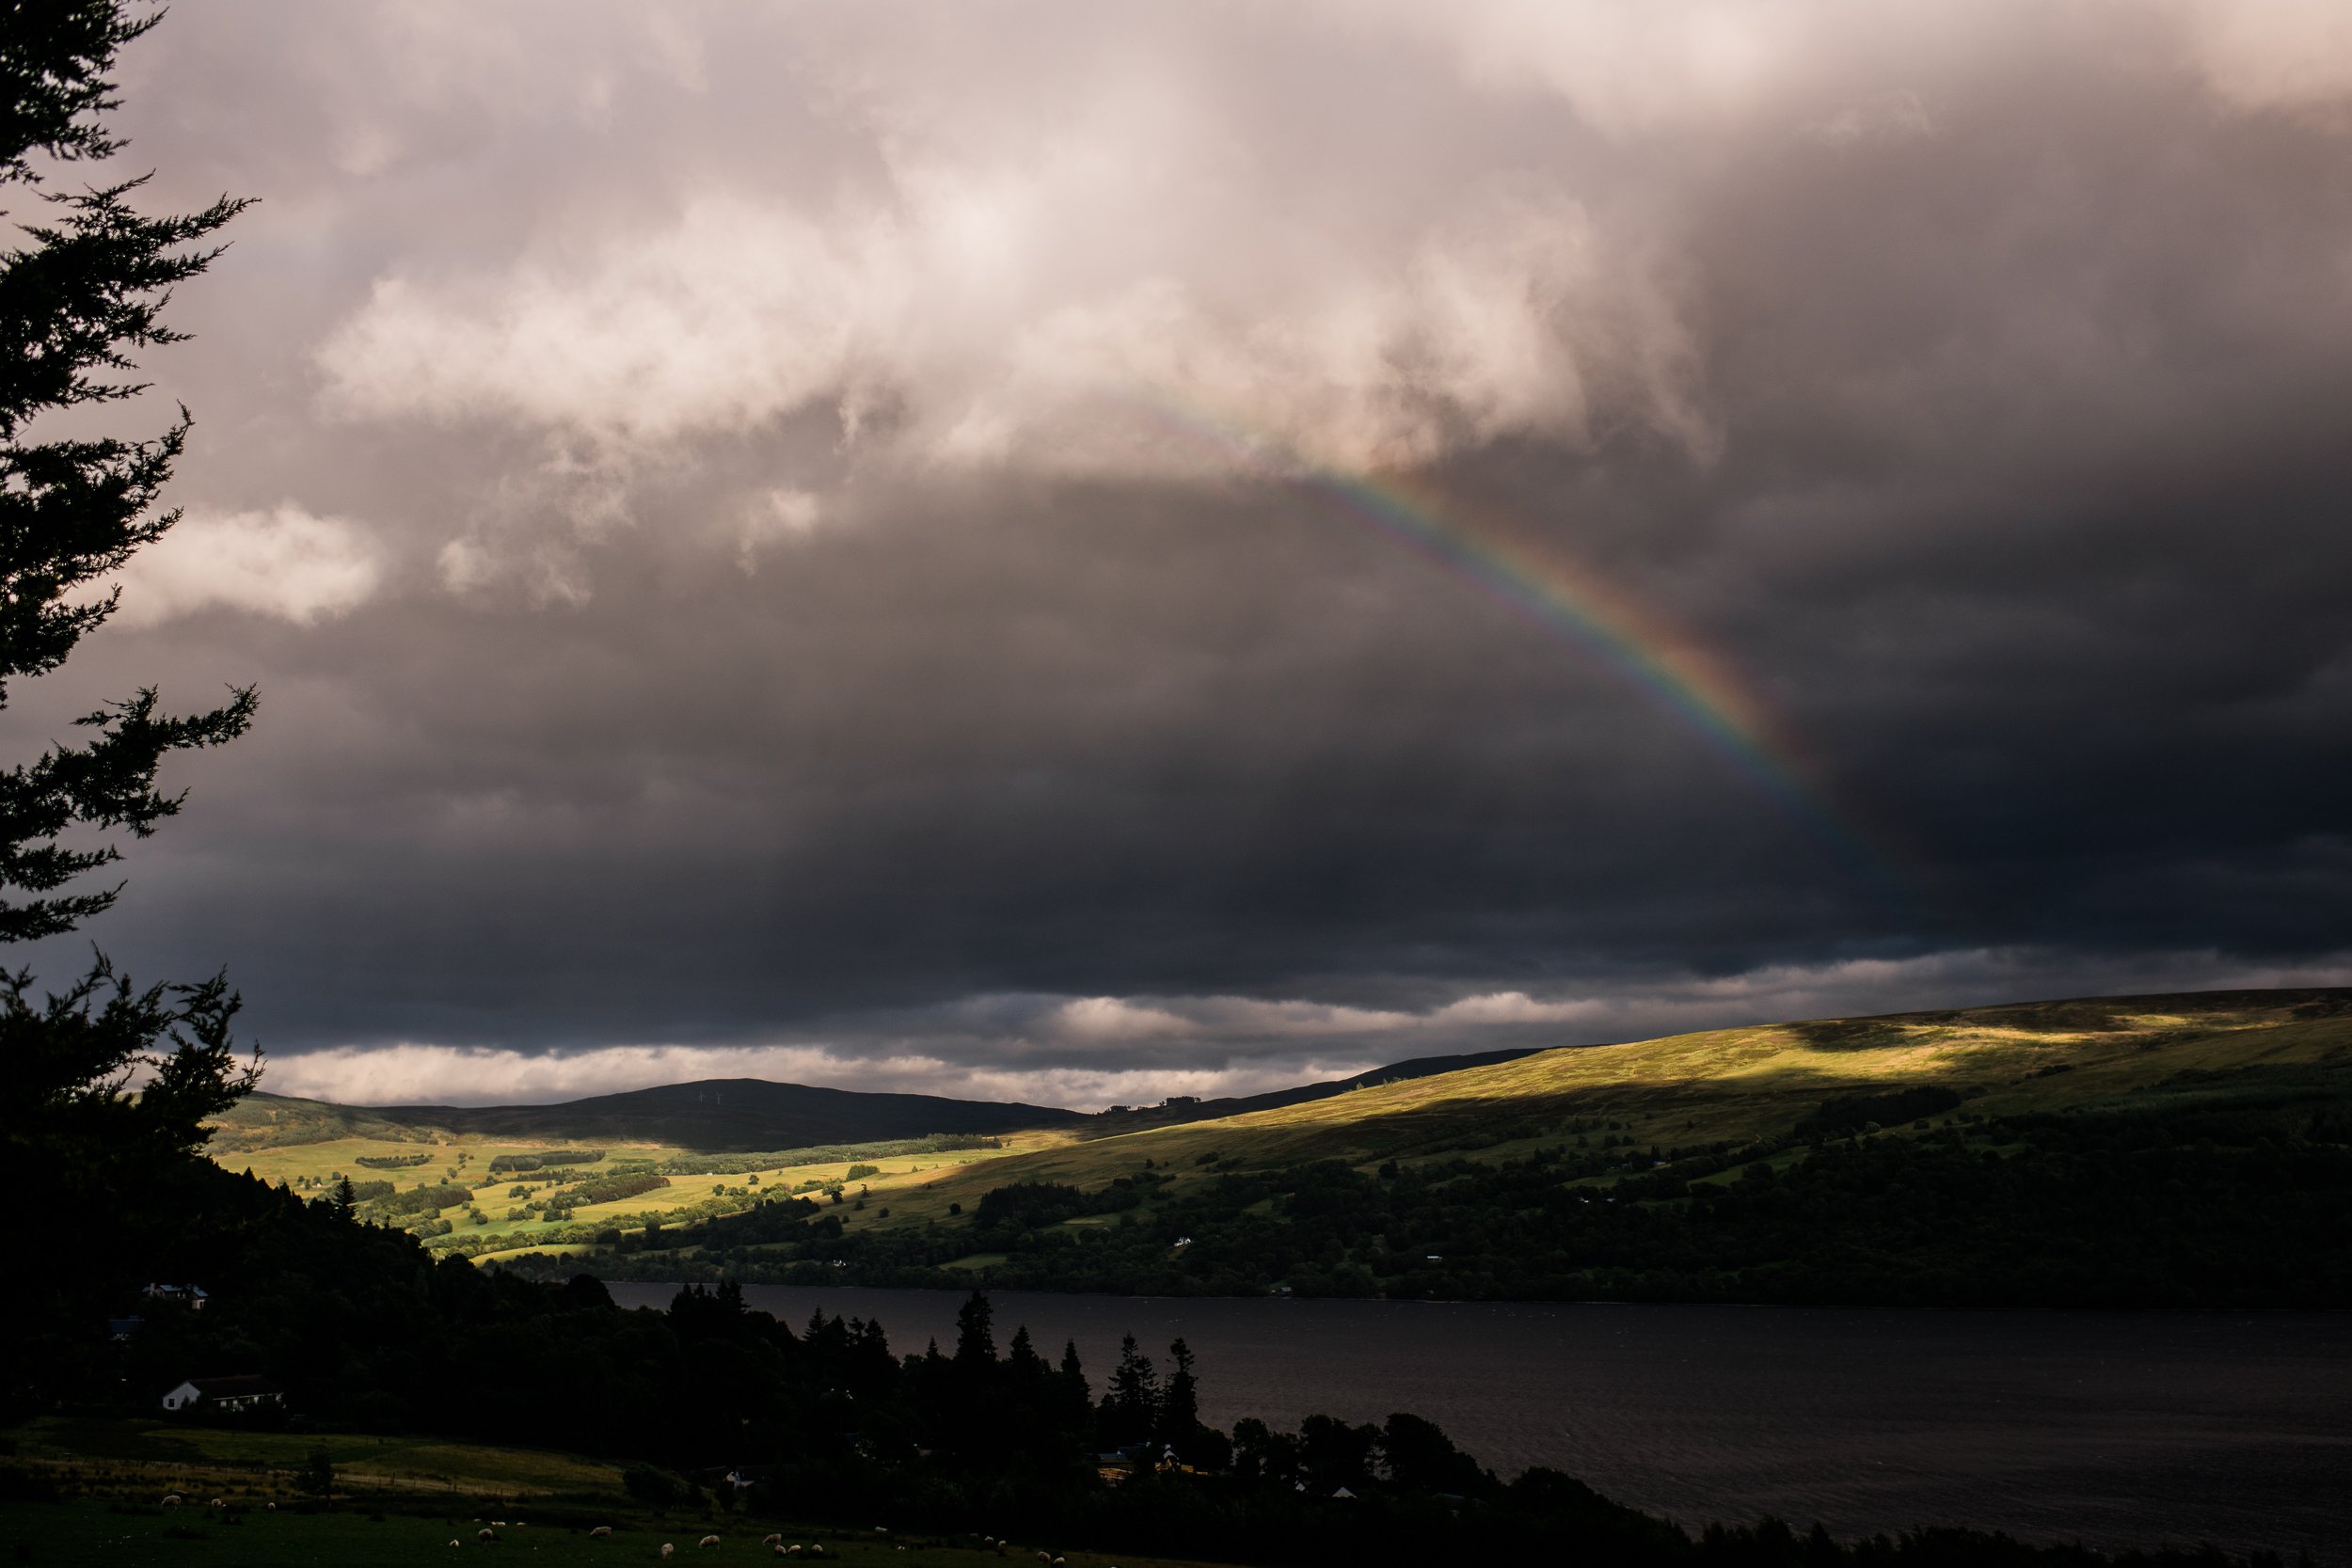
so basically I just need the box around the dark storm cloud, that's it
[8,1,2349,1103]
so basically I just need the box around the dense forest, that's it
[528,1094,2352,1307]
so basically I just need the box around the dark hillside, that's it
[374,1076,1084,1150]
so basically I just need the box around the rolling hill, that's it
[209,1076,1086,1154]
[869,987,2352,1204]
[534,987,2352,1307]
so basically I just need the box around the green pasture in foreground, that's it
[8,1418,623,1498]
[1,1418,1204,1568]
[0,1498,1190,1568]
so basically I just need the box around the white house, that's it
[142,1283,209,1310]
[162,1375,284,1414]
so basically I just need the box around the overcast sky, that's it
[12,1,2351,1107]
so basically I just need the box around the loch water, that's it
[604,1284,2350,1560]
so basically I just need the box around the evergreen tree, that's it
[2,0,256,1406]
[952,1288,996,1365]
[1,0,254,948]
[1156,1336,1200,1445]
[1099,1331,1159,1448]
[1056,1338,1093,1438]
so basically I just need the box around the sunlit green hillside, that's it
[860,990,2352,1229]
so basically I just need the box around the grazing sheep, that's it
[266,1502,277,1512]
[448,1542,461,1550]
[1053,1559,1066,1566]
[661,1547,675,1560]
[761,1535,782,1546]
[479,1528,497,1543]
[210,1497,226,1509]
[699,1536,723,1549]
[590,1526,613,1538]
[161,1495,182,1507]
[1039,1553,1052,1563]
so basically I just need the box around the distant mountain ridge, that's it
[207,1048,1558,1154]
[210,1076,1086,1153]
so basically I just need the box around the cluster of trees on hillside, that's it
[550,1097,2352,1307]
[486,1149,605,1174]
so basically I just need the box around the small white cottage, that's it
[161,1375,284,1413]
[141,1283,210,1310]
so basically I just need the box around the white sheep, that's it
[448,1542,461,1550]
[661,1547,675,1560]
[479,1528,497,1543]
[161,1495,182,1507]
[590,1526,613,1538]
[210,1497,226,1509]
[266,1501,277,1512]
[699,1537,723,1550]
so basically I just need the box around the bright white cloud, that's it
[2169,0,2352,115]
[317,179,1697,481]
[301,0,2345,564]
[106,504,383,628]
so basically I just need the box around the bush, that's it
[380,1182,476,1216]
[974,1181,1091,1228]
[550,1171,670,1206]
[1795,1086,1963,1139]
[622,1463,700,1511]
[489,1149,606,1174]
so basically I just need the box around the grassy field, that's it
[203,1129,1073,1259]
[1,1421,1211,1568]
[7,1417,625,1499]
[0,1497,1189,1568]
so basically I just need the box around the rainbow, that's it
[1124,395,1921,905]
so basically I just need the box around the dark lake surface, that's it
[605,1284,2350,1560]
